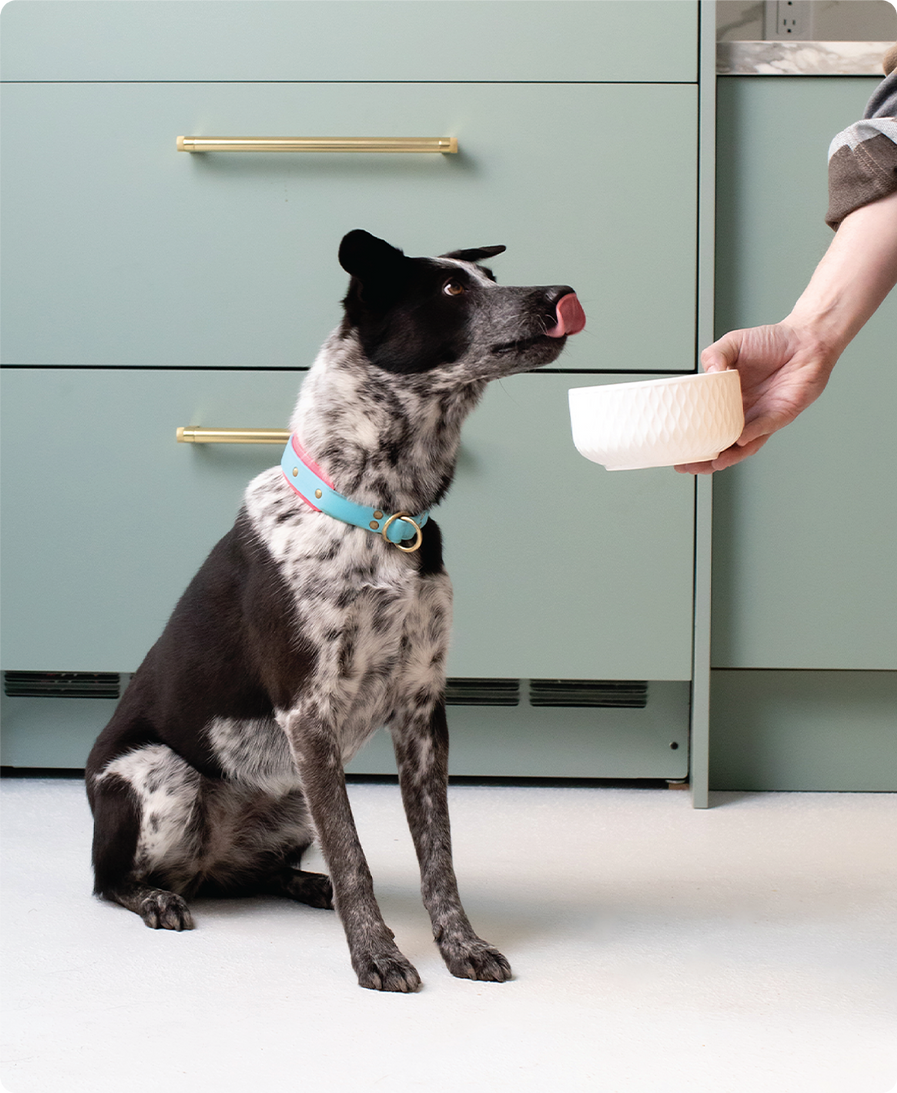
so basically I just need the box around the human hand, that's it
[674,321,840,474]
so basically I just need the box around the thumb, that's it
[701,354,727,375]
[700,333,741,374]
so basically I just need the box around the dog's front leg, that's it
[281,711,422,992]
[392,702,512,983]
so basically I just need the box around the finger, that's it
[700,353,727,375]
[700,331,743,373]
[737,411,789,449]
[674,459,717,475]
[674,433,771,474]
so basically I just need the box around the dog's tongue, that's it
[544,293,586,338]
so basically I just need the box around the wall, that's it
[717,0,897,41]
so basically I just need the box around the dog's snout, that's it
[544,289,586,339]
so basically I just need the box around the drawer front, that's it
[1,1,698,83]
[1,369,694,680]
[1,82,698,374]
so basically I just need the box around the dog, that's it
[85,229,585,991]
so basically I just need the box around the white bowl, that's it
[568,370,744,471]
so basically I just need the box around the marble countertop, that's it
[717,40,893,75]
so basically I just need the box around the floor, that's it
[1,778,895,1093]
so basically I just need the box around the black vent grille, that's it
[445,678,520,707]
[529,679,648,709]
[3,671,121,700]
[1,673,647,709]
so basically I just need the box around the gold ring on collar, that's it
[381,512,424,553]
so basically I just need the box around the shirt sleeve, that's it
[826,55,897,230]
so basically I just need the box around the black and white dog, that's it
[86,230,585,991]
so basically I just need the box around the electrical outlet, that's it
[764,0,815,40]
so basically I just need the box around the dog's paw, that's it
[439,936,512,983]
[352,946,422,993]
[139,891,194,931]
[284,869,334,910]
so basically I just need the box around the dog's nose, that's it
[544,292,586,338]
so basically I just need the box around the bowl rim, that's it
[569,369,740,398]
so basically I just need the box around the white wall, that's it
[717,0,897,41]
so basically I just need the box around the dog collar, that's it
[280,434,429,552]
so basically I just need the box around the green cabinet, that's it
[711,76,897,791]
[1,1,711,784]
[1,81,698,374]
[0,369,695,680]
[713,77,897,672]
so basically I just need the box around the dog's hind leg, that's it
[391,701,512,983]
[263,862,334,909]
[88,768,195,930]
[279,707,422,992]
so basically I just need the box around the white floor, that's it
[1,778,895,1093]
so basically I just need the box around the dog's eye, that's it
[443,280,466,297]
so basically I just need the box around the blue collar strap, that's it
[280,434,429,552]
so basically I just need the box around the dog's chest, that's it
[261,500,428,638]
[245,469,451,719]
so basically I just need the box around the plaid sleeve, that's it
[826,60,897,230]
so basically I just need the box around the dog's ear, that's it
[339,230,406,281]
[440,245,506,264]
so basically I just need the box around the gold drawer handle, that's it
[177,427,290,445]
[176,136,458,154]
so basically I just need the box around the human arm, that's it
[676,187,897,474]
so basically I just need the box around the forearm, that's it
[787,188,897,359]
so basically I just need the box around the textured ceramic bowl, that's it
[568,370,744,471]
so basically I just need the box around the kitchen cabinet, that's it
[1,81,698,374]
[1,369,696,679]
[1,1,714,790]
[0,366,695,780]
[713,77,897,671]
[711,75,897,790]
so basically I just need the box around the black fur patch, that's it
[341,256,480,374]
[88,772,141,897]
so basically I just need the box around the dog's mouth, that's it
[491,334,549,356]
[490,293,586,356]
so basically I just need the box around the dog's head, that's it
[338,230,585,382]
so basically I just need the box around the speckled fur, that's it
[86,231,579,990]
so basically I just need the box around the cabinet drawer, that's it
[1,369,694,679]
[1,1,698,83]
[1,82,698,373]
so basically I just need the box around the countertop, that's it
[717,40,893,75]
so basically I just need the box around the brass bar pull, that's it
[177,136,458,154]
[177,427,290,445]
